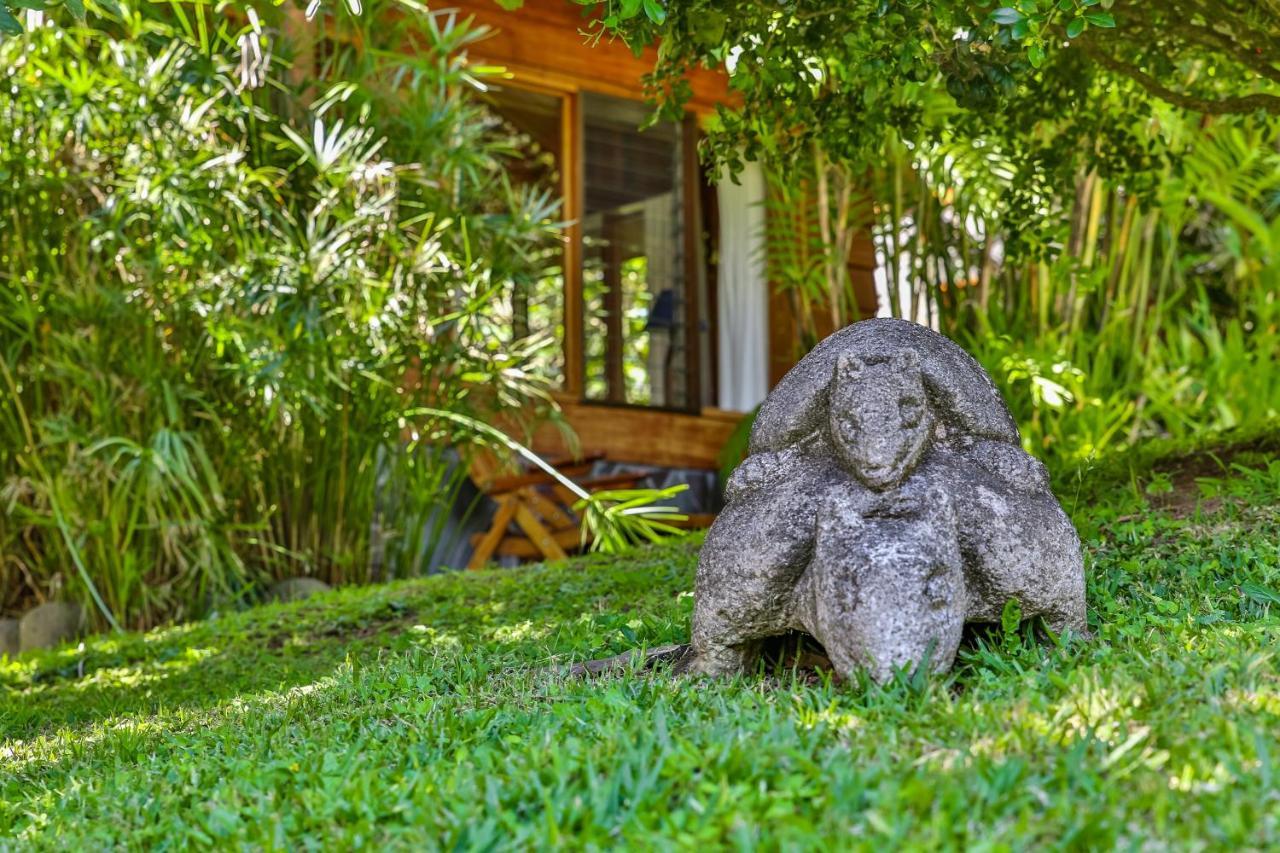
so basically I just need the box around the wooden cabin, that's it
[282,0,884,565]
[440,0,879,479]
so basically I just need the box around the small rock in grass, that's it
[268,577,331,603]
[19,602,86,653]
[567,643,692,678]
[0,618,19,659]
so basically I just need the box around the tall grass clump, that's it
[0,3,564,628]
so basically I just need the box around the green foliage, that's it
[0,4,576,629]
[988,0,1114,68]
[4,431,1280,845]
[579,1,1280,170]
[917,114,1280,464]
[685,2,1280,469]
[575,485,688,553]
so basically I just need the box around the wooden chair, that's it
[465,449,716,568]
[466,449,649,568]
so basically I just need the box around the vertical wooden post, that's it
[700,161,721,408]
[561,90,585,399]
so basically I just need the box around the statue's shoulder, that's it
[946,438,1051,493]
[723,435,840,504]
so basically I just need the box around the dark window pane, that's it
[581,92,687,408]
[482,86,566,388]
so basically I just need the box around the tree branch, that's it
[1077,40,1280,115]
[1167,0,1280,73]
[1161,19,1280,85]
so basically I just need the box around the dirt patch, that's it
[1146,488,1223,520]
[1139,433,1280,519]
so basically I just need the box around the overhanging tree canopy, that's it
[556,1,1280,180]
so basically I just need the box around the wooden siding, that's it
[532,397,742,470]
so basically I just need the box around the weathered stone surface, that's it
[268,577,331,603]
[793,480,967,682]
[18,602,86,653]
[692,318,1087,683]
[750,318,1020,457]
[0,618,19,659]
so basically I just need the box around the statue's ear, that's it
[891,349,920,372]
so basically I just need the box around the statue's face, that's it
[828,351,931,490]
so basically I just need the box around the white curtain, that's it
[715,162,769,412]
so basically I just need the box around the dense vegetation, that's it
[4,430,1280,846]
[0,4,568,629]
[588,0,1280,464]
[3,1,1279,638]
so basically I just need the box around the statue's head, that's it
[828,350,932,490]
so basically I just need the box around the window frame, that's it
[496,70,709,413]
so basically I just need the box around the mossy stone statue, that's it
[691,318,1087,682]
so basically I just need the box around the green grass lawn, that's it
[4,434,1280,849]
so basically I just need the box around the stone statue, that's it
[690,318,1087,682]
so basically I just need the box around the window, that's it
[483,86,569,388]
[481,83,714,412]
[582,93,688,407]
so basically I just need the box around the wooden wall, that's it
[532,397,741,470]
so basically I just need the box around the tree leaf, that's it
[620,0,642,19]
[1028,43,1045,67]
[991,7,1022,25]
[1066,17,1085,38]
[642,0,665,24]
[694,9,726,46]
[493,0,524,9]
[1084,11,1115,27]
[0,3,22,36]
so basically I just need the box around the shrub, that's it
[0,4,562,628]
